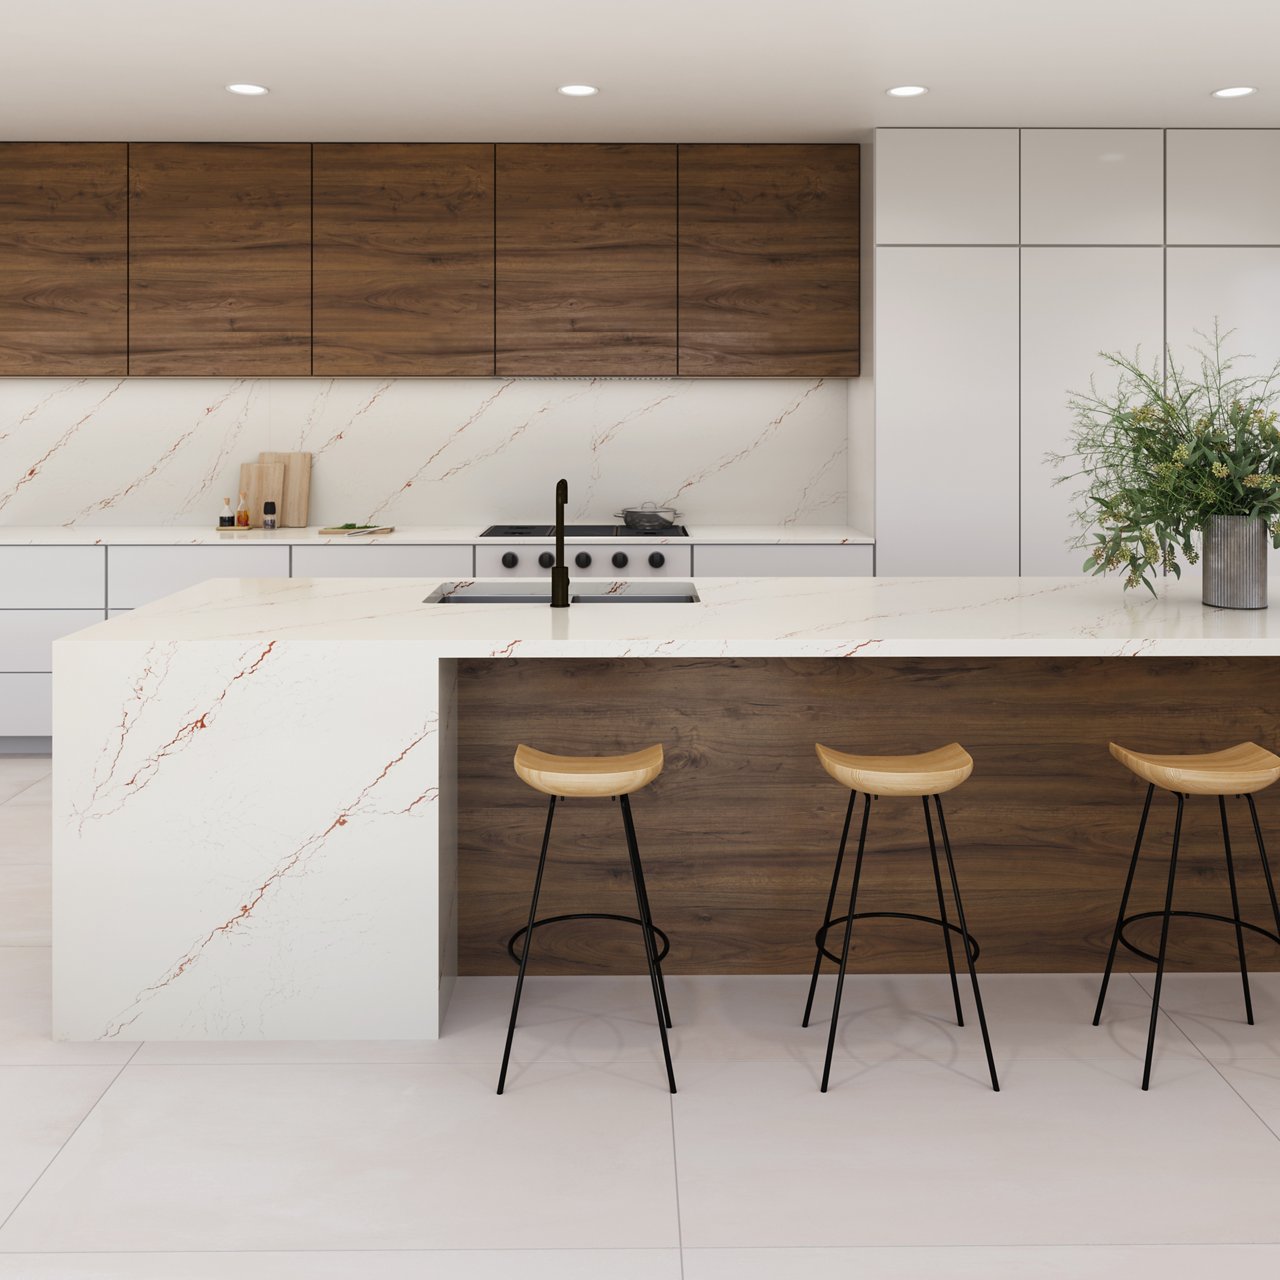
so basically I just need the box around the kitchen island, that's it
[52,575,1280,1041]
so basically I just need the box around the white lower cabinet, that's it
[0,611,105,672]
[0,673,52,737]
[107,546,291,609]
[291,544,473,578]
[693,544,873,576]
[0,547,104,608]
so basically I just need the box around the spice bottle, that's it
[262,500,278,531]
[235,492,250,528]
[218,497,235,528]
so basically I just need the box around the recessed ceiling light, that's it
[886,85,929,98]
[1212,85,1257,98]
[557,84,599,97]
[226,83,269,96]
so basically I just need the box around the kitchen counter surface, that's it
[0,523,873,546]
[59,572,1280,656]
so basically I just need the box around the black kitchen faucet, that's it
[551,478,570,608]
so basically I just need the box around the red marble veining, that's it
[314,380,394,456]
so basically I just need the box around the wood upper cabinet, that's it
[678,144,860,376]
[0,144,127,375]
[128,143,311,376]
[313,144,495,376]
[495,144,677,376]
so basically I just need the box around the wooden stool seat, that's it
[513,743,664,797]
[815,742,973,797]
[1109,741,1280,796]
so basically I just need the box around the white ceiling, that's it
[3,0,1279,141]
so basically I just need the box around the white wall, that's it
[875,127,1280,577]
[0,377,851,529]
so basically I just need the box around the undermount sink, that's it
[426,581,700,605]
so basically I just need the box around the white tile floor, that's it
[2,754,1280,1277]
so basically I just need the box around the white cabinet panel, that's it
[0,611,104,672]
[875,129,1019,245]
[1167,249,1280,378]
[291,545,473,579]
[875,247,1020,576]
[0,674,51,736]
[0,547,104,608]
[107,546,290,609]
[1021,249,1164,576]
[693,544,872,576]
[1168,132,1280,244]
[1021,130,1163,244]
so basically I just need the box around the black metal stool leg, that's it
[625,808,673,1030]
[1245,794,1280,941]
[1142,793,1184,1091]
[821,792,872,1093]
[933,794,999,1092]
[497,796,557,1095]
[619,793,677,1094]
[1219,795,1254,1025]
[803,790,857,1028]
[922,795,964,1026]
[1094,783,1154,1026]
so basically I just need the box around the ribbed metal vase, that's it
[1202,515,1268,609]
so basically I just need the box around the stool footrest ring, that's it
[816,911,980,967]
[1118,910,1280,966]
[507,912,671,965]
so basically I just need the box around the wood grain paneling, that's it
[0,144,127,375]
[458,657,1280,975]
[313,144,494,375]
[495,144,677,376]
[678,144,860,376]
[128,143,311,376]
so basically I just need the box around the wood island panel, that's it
[0,143,127,375]
[495,143,677,376]
[128,143,311,376]
[678,143,860,376]
[457,656,1280,975]
[313,144,495,375]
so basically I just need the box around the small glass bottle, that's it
[262,500,278,531]
[218,497,235,528]
[235,492,250,528]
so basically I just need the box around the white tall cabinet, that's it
[875,126,1280,577]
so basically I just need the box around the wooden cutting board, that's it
[238,461,285,529]
[258,451,312,528]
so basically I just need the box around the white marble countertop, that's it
[56,574,1280,657]
[0,523,873,546]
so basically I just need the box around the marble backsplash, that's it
[0,377,849,528]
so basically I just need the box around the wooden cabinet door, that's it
[313,144,494,376]
[129,143,311,376]
[0,144,127,375]
[678,144,860,376]
[495,144,676,376]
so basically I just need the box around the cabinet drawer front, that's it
[107,546,290,608]
[0,673,51,736]
[0,611,104,672]
[291,545,473,579]
[694,544,873,577]
[0,548,105,608]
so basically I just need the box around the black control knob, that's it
[575,552,593,569]
[538,551,555,569]
[501,552,519,569]
[611,551,629,569]
[648,551,666,569]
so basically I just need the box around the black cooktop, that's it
[481,524,689,538]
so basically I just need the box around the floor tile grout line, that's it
[0,1042,143,1239]
[670,1094,685,1279]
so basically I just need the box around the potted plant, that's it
[1051,325,1280,607]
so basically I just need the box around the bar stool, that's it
[803,742,999,1093]
[496,742,676,1095]
[1094,741,1280,1090]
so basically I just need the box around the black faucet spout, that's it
[551,478,570,608]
